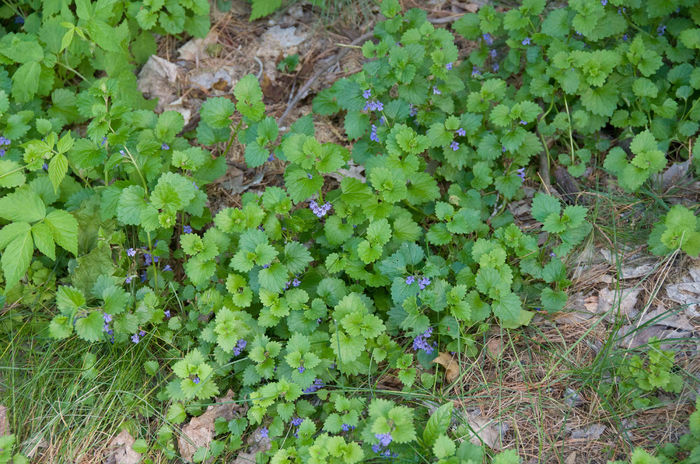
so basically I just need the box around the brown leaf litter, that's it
[433,352,459,383]
[105,429,141,464]
[177,390,245,462]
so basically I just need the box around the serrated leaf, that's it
[0,188,46,223]
[45,210,78,255]
[423,402,453,446]
[1,229,33,289]
[48,153,68,192]
[75,311,105,342]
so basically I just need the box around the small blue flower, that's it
[260,427,269,438]
[292,278,301,287]
[291,417,303,427]
[372,444,382,453]
[471,66,481,77]
[193,376,200,384]
[140,271,147,282]
[0,149,5,158]
[103,313,113,324]
[164,310,171,318]
[657,24,666,36]
[483,33,493,45]
[418,277,431,290]
[409,105,418,117]
[42,163,48,171]
[125,276,132,284]
[131,334,140,343]
[139,330,146,337]
[119,150,126,157]
[456,128,466,137]
[183,225,193,234]
[267,153,275,162]
[445,62,453,70]
[192,182,198,190]
[101,137,107,146]
[516,167,526,180]
[522,37,531,45]
[161,143,169,150]
[405,275,415,285]
[127,248,137,257]
[163,264,172,271]
[623,34,629,41]
[433,86,441,95]
[375,433,393,447]
[370,124,379,142]
[520,120,528,125]
[14,16,24,24]
[492,63,500,72]
[550,252,556,257]
[601,0,607,5]
[490,49,497,58]
[298,366,305,373]
[450,141,459,151]
[362,89,371,99]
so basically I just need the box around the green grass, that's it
[0,305,170,462]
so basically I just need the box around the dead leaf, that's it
[565,452,577,464]
[661,160,691,190]
[666,265,700,318]
[230,428,271,464]
[485,338,504,360]
[327,163,365,183]
[466,416,501,450]
[0,405,9,436]
[568,423,606,440]
[178,390,243,462]
[137,55,179,112]
[178,30,220,62]
[106,429,141,464]
[432,352,459,383]
[256,26,307,59]
[597,287,641,320]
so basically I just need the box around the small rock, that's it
[563,387,583,407]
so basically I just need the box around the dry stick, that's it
[277,30,375,127]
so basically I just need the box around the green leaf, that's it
[48,153,68,192]
[45,210,78,256]
[344,112,369,140]
[75,311,105,342]
[250,0,282,20]
[0,160,26,188]
[1,229,33,289]
[541,287,567,311]
[200,97,235,129]
[31,222,55,260]
[492,292,521,322]
[234,74,265,121]
[117,185,147,225]
[423,402,453,447]
[0,188,46,223]
[433,434,456,459]
[12,61,41,102]
[156,111,185,141]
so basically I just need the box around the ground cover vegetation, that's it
[0,0,698,462]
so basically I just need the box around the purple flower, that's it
[535,307,543,312]
[519,120,527,125]
[433,86,441,95]
[192,182,198,190]
[101,137,107,146]
[492,63,500,72]
[42,163,48,171]
[303,378,324,393]
[483,33,493,45]
[522,37,531,46]
[291,417,303,427]
[456,128,466,137]
[445,62,453,70]
[103,313,113,324]
[623,34,629,41]
[502,146,507,153]
[306,173,313,180]
[601,0,607,5]
[292,278,301,287]
[140,271,147,283]
[144,253,152,266]
[298,366,305,373]
[342,424,351,431]
[418,277,431,290]
[267,153,275,162]
[125,276,132,284]
[370,124,379,142]
[372,444,382,454]
[163,264,172,271]
[262,263,270,269]
[363,89,372,99]
[471,66,481,77]
[412,327,435,354]
[363,100,384,112]
[139,330,146,337]
[489,49,497,58]
[450,141,459,151]
[131,334,140,343]
[260,427,269,438]
[127,248,136,257]
[379,115,386,126]
[309,200,332,218]
[0,136,9,146]
[657,24,666,36]
[0,149,5,157]
[405,275,415,285]
[193,376,200,384]
[183,225,193,234]
[14,16,24,24]
[237,339,247,349]
[516,167,526,180]
[164,310,171,318]
[119,150,126,157]
[550,252,556,257]
[161,143,169,150]
[375,433,393,447]
[409,105,418,117]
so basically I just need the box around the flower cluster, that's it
[362,89,384,112]
[290,416,303,437]
[412,327,436,355]
[103,313,114,342]
[405,275,431,290]
[309,200,332,218]
[372,433,396,457]
[233,339,247,356]
[303,378,324,393]
[516,167,526,181]
[370,124,379,142]
[341,423,356,432]
[131,329,146,344]
[0,136,10,157]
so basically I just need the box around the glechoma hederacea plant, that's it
[0,0,698,461]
